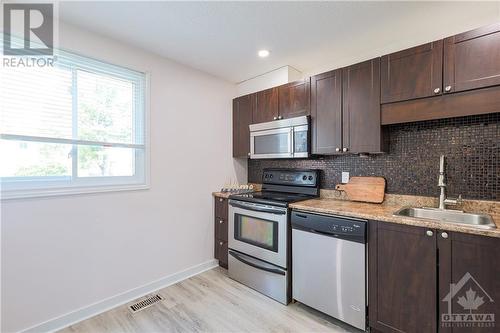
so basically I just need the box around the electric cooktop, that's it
[229,169,320,207]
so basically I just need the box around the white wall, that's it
[1,22,239,332]
[302,2,500,77]
[236,65,302,96]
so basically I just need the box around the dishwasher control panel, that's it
[291,211,366,243]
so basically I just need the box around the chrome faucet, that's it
[438,155,462,210]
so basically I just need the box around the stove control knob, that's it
[302,175,307,180]
[308,176,313,181]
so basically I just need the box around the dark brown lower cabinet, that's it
[369,221,500,333]
[214,197,228,268]
[438,232,500,333]
[369,221,437,333]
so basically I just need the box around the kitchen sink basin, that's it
[394,207,497,230]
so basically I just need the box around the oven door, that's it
[228,200,288,268]
[250,127,293,159]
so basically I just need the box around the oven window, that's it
[234,214,278,252]
[254,133,290,155]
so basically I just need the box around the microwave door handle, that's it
[229,251,285,276]
[289,128,294,157]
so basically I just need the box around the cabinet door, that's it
[310,69,342,154]
[438,232,500,333]
[215,197,228,220]
[232,94,253,158]
[343,58,385,154]
[278,79,310,119]
[444,23,500,93]
[253,88,278,124]
[381,41,443,103]
[369,221,437,333]
[216,217,228,241]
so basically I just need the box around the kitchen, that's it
[1,2,499,333]
[214,20,500,333]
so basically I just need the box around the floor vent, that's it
[129,294,163,313]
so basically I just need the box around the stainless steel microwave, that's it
[249,116,309,159]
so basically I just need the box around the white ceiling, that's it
[59,1,500,83]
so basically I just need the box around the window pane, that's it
[77,70,135,144]
[77,145,136,177]
[0,140,72,177]
[0,65,73,138]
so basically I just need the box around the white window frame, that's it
[0,48,150,200]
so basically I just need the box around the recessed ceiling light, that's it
[258,50,270,58]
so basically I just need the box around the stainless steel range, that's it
[228,168,319,304]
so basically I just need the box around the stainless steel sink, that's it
[394,207,497,230]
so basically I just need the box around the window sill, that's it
[1,183,150,200]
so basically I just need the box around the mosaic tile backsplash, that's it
[248,113,500,201]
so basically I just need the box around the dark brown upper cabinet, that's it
[342,58,385,154]
[252,87,278,124]
[232,94,253,158]
[310,69,342,154]
[381,41,443,104]
[369,221,437,333]
[444,23,500,94]
[311,59,385,155]
[278,79,310,119]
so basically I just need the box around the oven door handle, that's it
[229,250,285,276]
[229,201,286,215]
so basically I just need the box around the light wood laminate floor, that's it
[60,267,360,333]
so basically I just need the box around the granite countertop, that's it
[212,184,262,199]
[212,191,232,199]
[289,196,500,238]
[212,186,500,238]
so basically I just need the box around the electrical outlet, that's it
[342,172,350,184]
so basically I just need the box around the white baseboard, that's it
[21,259,219,333]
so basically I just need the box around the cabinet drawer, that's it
[216,217,228,241]
[215,197,228,219]
[216,239,228,268]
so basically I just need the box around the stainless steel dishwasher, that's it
[291,211,367,331]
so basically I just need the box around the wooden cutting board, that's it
[335,177,386,203]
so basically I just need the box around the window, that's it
[0,48,148,199]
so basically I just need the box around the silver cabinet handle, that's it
[342,148,348,152]
[335,147,340,152]
[273,116,277,120]
[426,230,434,237]
[441,232,449,239]
[219,241,223,246]
[219,198,223,202]
[219,220,224,224]
[278,115,282,119]
[434,88,441,94]
[445,85,452,92]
